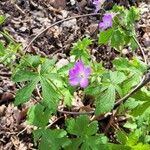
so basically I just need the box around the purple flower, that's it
[99,13,113,30]
[93,0,105,13]
[69,60,91,88]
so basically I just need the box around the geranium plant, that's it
[1,3,150,150]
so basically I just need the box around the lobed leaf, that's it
[27,103,52,127]
[33,128,70,150]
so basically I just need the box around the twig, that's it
[47,116,64,128]
[17,127,27,136]
[14,4,26,15]
[36,85,42,100]
[132,34,147,64]
[25,13,101,51]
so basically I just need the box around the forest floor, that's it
[0,0,150,150]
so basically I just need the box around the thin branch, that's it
[132,34,147,64]
[14,4,25,15]
[25,13,101,51]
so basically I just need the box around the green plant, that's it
[1,5,150,150]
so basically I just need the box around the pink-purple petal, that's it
[75,60,84,70]
[84,67,91,77]
[103,14,112,22]
[99,22,105,29]
[99,13,113,30]
[69,68,79,78]
[69,78,79,86]
[80,78,89,88]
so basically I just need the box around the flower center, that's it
[79,72,84,78]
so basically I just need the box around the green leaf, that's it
[66,116,107,150]
[62,89,73,106]
[116,130,128,145]
[71,37,92,61]
[126,131,140,146]
[124,122,137,130]
[85,85,101,96]
[33,128,70,150]
[130,57,147,74]
[66,115,92,136]
[40,77,60,112]
[131,101,150,117]
[111,29,124,50]
[125,7,140,25]
[109,144,131,150]
[132,89,150,101]
[122,74,140,95]
[132,143,150,150]
[98,28,113,45]
[95,85,116,115]
[113,58,131,71]
[21,55,41,68]
[130,38,138,50]
[0,15,6,24]
[40,58,56,74]
[113,57,147,74]
[0,42,5,55]
[123,98,139,110]
[27,104,51,127]
[15,79,39,105]
[109,71,126,85]
[12,69,39,82]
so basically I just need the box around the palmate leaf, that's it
[113,56,147,74]
[132,143,150,150]
[33,128,70,150]
[66,116,108,150]
[71,37,92,61]
[113,129,150,150]
[27,103,52,127]
[20,55,41,68]
[13,56,62,113]
[66,115,98,136]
